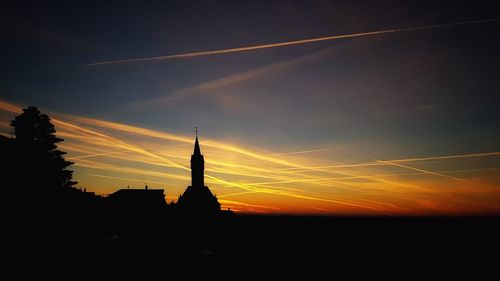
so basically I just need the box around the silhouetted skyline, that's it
[1,0,500,214]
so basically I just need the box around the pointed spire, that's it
[193,126,201,155]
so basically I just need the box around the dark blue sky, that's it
[2,0,500,156]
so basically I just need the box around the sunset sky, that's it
[1,0,500,214]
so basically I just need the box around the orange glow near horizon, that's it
[1,99,500,215]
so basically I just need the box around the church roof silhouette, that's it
[176,131,221,215]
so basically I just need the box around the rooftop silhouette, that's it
[108,186,167,212]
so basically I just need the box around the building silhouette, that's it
[176,132,221,215]
[108,185,167,213]
[106,185,167,237]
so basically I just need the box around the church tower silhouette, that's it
[176,128,221,215]
[191,132,204,187]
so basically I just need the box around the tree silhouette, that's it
[10,106,76,190]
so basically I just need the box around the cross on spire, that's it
[193,126,201,156]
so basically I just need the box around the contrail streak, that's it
[205,174,389,212]
[374,159,497,189]
[84,18,500,67]
[276,151,500,172]
[87,173,168,186]
[218,199,281,211]
[67,150,130,160]
[268,148,330,156]
[388,152,500,163]
[375,159,470,182]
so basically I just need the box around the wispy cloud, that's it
[67,150,131,160]
[375,159,497,190]
[268,148,330,156]
[87,173,169,186]
[375,159,472,183]
[387,152,500,163]
[83,18,500,67]
[127,47,337,110]
[0,100,22,114]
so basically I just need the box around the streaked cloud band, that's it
[84,18,500,67]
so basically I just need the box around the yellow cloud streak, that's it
[267,148,330,156]
[87,173,168,186]
[66,115,314,170]
[205,174,391,212]
[73,150,310,193]
[247,167,500,187]
[52,117,319,197]
[67,150,131,160]
[218,199,281,211]
[75,158,189,182]
[61,144,181,170]
[61,139,318,185]
[374,159,498,190]
[52,118,191,172]
[54,116,332,198]
[388,152,500,163]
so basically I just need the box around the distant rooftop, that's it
[108,186,166,209]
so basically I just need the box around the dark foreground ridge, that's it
[5,211,500,279]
